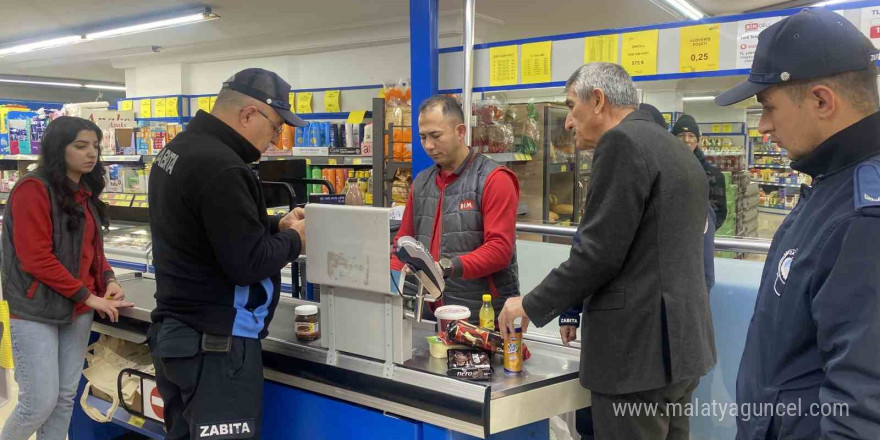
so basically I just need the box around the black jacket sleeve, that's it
[709,167,727,229]
[523,130,651,326]
[811,215,880,438]
[198,167,302,287]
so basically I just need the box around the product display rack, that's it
[749,133,809,213]
[697,122,748,173]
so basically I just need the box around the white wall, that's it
[682,100,746,124]
[0,84,125,105]
[125,63,184,97]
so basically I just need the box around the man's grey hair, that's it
[565,62,639,109]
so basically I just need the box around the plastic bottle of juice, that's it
[478,294,495,330]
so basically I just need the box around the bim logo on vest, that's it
[459,200,475,211]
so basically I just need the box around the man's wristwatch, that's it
[439,258,454,279]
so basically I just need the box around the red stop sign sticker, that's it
[150,386,164,420]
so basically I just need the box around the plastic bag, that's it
[80,335,153,423]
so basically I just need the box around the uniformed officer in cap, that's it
[715,8,880,439]
[148,68,308,440]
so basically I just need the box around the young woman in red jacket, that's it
[1,116,132,440]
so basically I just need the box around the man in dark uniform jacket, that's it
[500,62,716,439]
[715,9,880,439]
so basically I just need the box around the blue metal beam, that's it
[409,0,439,176]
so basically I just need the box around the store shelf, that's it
[704,152,746,157]
[83,395,165,440]
[103,155,154,163]
[754,152,786,156]
[483,153,533,163]
[751,164,790,169]
[548,162,572,174]
[703,133,746,136]
[0,154,39,161]
[758,207,792,215]
[751,180,802,189]
[262,154,372,166]
[135,117,192,123]
[299,111,372,120]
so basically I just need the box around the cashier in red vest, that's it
[391,95,521,325]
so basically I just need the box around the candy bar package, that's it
[447,349,493,381]
[446,320,504,354]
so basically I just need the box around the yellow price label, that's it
[119,100,133,111]
[209,96,217,111]
[129,416,145,427]
[297,92,313,114]
[560,165,568,172]
[581,163,588,170]
[324,90,341,112]
[346,110,366,124]
[584,34,619,64]
[353,158,362,165]
[305,158,311,165]
[749,129,761,137]
[521,41,552,84]
[621,30,659,76]
[679,24,721,73]
[328,158,338,165]
[154,98,166,118]
[197,97,211,113]
[267,209,276,216]
[712,123,722,133]
[134,195,147,201]
[722,123,733,133]
[139,99,152,118]
[166,97,179,117]
[489,45,518,86]
[288,92,295,108]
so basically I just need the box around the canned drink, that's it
[503,323,523,374]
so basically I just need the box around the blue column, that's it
[409,0,439,176]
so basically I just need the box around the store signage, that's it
[680,24,721,73]
[584,34,619,64]
[861,6,880,48]
[324,90,341,112]
[621,30,659,76]
[297,92,313,114]
[166,97,179,117]
[154,98,166,118]
[736,17,782,69]
[209,96,217,112]
[197,97,211,113]
[346,110,366,124]
[489,45,518,86]
[139,99,152,118]
[119,100,133,111]
[521,41,552,84]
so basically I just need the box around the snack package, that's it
[447,320,504,354]
[447,349,494,381]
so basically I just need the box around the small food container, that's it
[294,305,320,342]
[434,305,471,333]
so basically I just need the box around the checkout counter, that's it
[78,205,590,440]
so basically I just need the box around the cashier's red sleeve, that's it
[390,190,415,272]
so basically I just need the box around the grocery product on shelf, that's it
[383,80,412,162]
[391,167,411,205]
[473,98,515,154]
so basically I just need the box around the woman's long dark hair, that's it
[36,116,109,231]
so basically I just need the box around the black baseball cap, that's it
[716,8,879,106]
[222,68,307,127]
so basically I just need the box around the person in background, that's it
[673,114,727,230]
[148,68,308,440]
[556,102,716,440]
[715,9,880,438]
[0,117,133,440]
[499,62,715,439]
[391,95,520,324]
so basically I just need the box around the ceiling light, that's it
[663,0,706,20]
[84,84,127,91]
[0,78,83,88]
[811,0,850,6]
[0,7,218,58]
[0,35,84,57]
[86,11,218,40]
[682,95,716,101]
